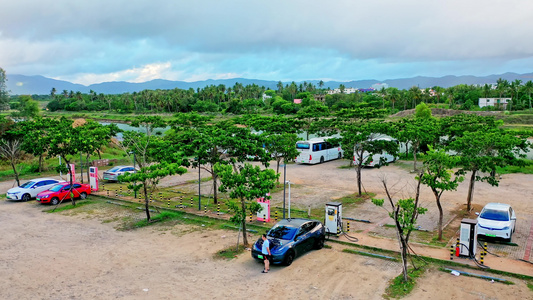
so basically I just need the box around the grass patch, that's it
[214,244,246,260]
[528,282,533,292]
[496,160,533,175]
[336,192,374,205]
[383,267,425,299]
[44,200,95,213]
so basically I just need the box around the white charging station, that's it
[325,202,342,235]
[459,218,478,257]
[89,167,99,191]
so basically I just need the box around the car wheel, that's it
[22,193,31,202]
[320,157,324,164]
[507,232,513,243]
[284,251,295,266]
[338,153,342,159]
[80,192,87,200]
[51,197,59,205]
[315,237,325,250]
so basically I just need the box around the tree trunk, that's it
[86,154,91,183]
[241,197,249,247]
[212,173,218,204]
[143,182,151,221]
[10,160,20,186]
[435,192,443,240]
[38,154,43,173]
[466,170,477,212]
[412,142,419,171]
[68,160,76,206]
[400,237,409,282]
[356,164,362,196]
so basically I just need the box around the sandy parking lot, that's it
[1,200,531,300]
[1,158,532,299]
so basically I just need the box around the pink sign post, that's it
[68,164,76,182]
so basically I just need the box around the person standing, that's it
[261,234,271,273]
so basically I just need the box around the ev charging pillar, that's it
[325,202,342,235]
[89,167,99,191]
[459,218,478,257]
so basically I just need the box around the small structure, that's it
[478,98,511,109]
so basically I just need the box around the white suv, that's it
[476,203,516,242]
[6,178,64,201]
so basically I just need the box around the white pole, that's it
[286,180,291,219]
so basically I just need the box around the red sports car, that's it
[36,182,91,205]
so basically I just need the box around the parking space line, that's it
[523,219,533,261]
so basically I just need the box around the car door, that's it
[32,180,49,196]
[510,207,516,232]
[59,185,71,200]
[297,222,314,252]
[71,184,83,198]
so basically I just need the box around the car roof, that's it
[110,166,133,169]
[483,203,512,211]
[275,218,318,227]
[27,178,62,182]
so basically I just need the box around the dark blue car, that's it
[252,218,326,266]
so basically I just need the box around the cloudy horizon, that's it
[1,0,533,85]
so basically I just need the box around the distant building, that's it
[372,83,388,90]
[478,98,511,109]
[262,93,272,101]
[314,94,325,102]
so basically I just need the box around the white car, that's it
[6,178,64,201]
[102,166,137,182]
[476,203,516,242]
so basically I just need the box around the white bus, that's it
[295,137,343,164]
[353,135,400,167]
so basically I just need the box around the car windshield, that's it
[49,184,65,192]
[107,167,121,172]
[480,209,509,221]
[19,181,35,188]
[268,225,298,240]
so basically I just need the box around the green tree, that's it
[414,102,431,119]
[372,175,427,282]
[394,118,440,171]
[342,121,398,196]
[296,104,330,140]
[263,132,299,182]
[419,147,463,240]
[214,163,278,246]
[12,95,40,120]
[119,162,187,221]
[46,118,88,205]
[0,68,9,110]
[450,129,531,211]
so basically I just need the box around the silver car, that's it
[102,166,137,182]
[6,178,64,201]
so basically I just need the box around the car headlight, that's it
[11,191,20,195]
[502,226,510,230]
[40,195,50,198]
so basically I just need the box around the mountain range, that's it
[6,72,533,95]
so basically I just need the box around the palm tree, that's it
[496,78,510,110]
[339,84,345,94]
[523,80,533,110]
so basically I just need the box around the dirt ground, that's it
[1,200,531,300]
[1,159,532,299]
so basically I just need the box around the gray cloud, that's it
[1,0,532,83]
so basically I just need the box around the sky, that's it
[1,0,533,86]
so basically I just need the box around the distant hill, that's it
[6,72,533,95]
